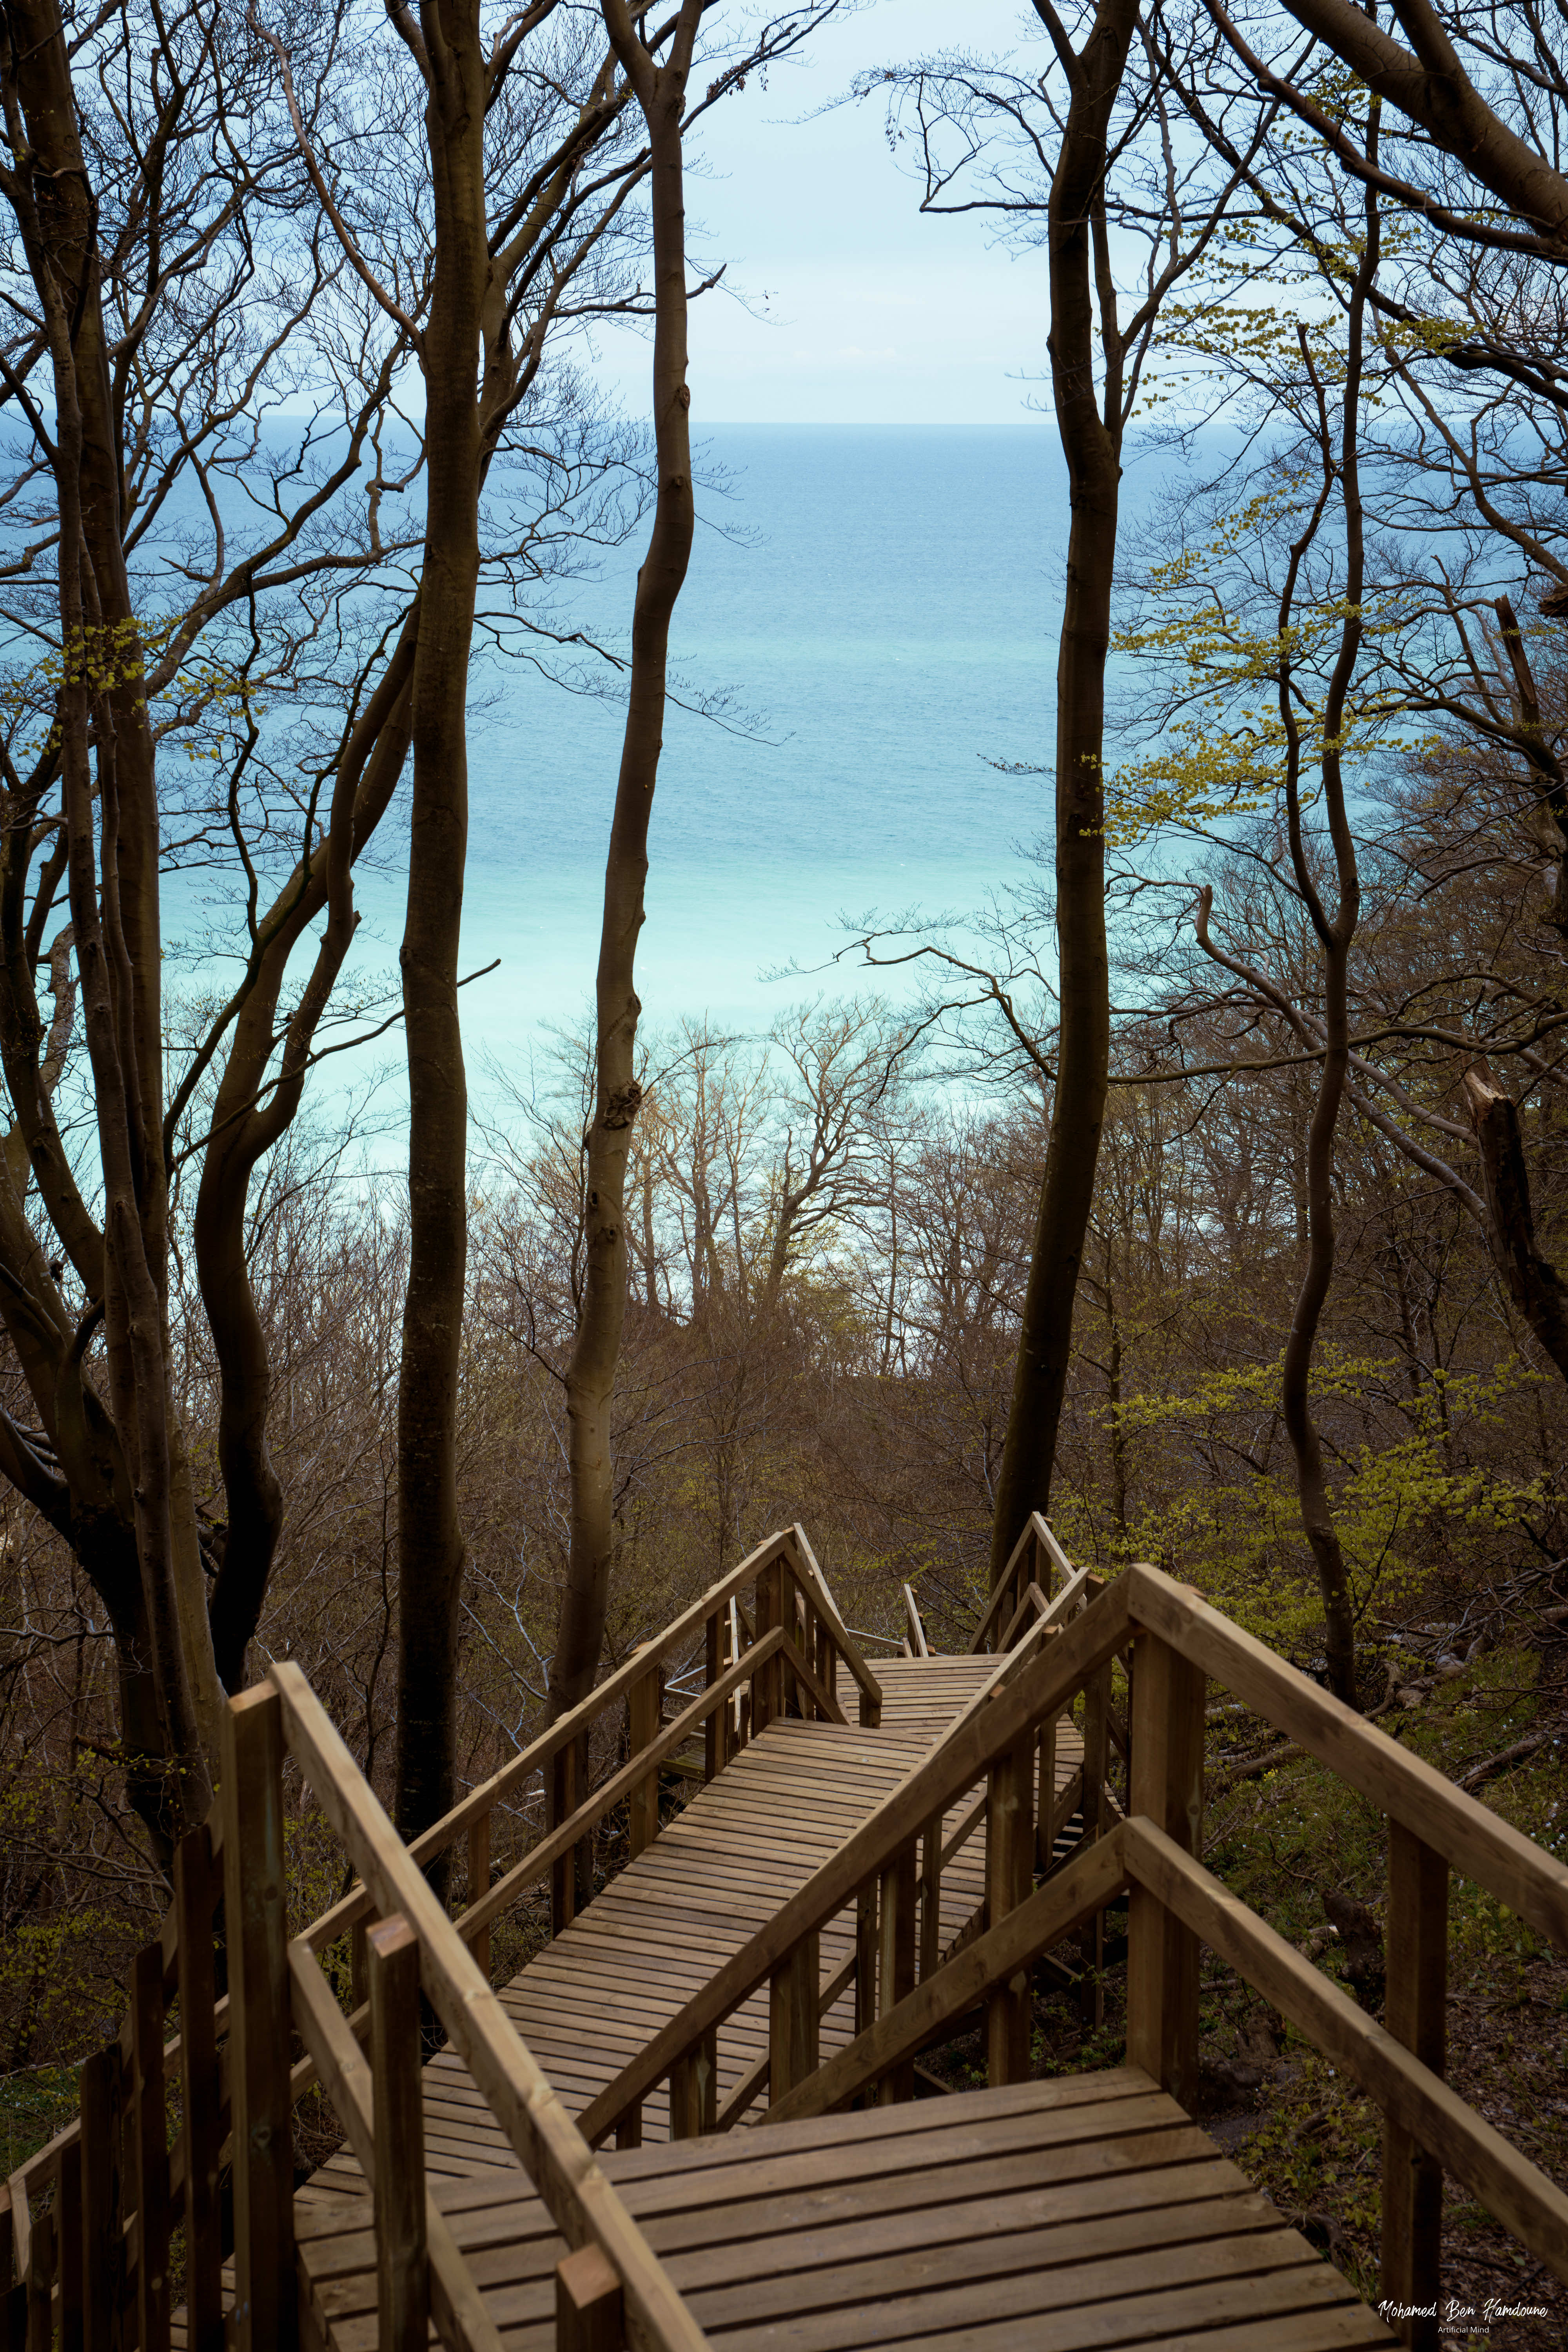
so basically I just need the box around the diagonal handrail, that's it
[269,1659,708,2352]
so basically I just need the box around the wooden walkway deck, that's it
[312,1657,1050,2187]
[298,2069,1394,2352]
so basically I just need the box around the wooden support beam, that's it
[1035,1708,1060,1873]
[368,1916,428,2352]
[876,1844,918,2105]
[918,1810,943,1984]
[172,1825,223,2352]
[221,1686,296,2352]
[768,1932,820,2106]
[1125,1631,1204,2111]
[985,1734,1034,2085]
[548,1735,582,1938]
[555,2242,624,2352]
[466,1811,492,1982]
[628,1661,663,1859]
[854,1880,877,2038]
[130,1942,171,2352]
[1382,1822,1448,2350]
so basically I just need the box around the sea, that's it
[376,424,1071,1104]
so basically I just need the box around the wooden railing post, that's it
[1077,1616,1111,2029]
[668,2029,717,2139]
[754,1561,780,1732]
[1035,1704,1060,1873]
[24,2203,53,2352]
[556,2241,625,2352]
[548,1739,580,1937]
[1125,1631,1203,2109]
[918,1809,943,1983]
[876,1844,917,2104]
[628,1660,663,1860]
[368,1915,429,2352]
[130,1941,171,2352]
[985,1733,1034,2084]
[854,1879,878,2037]
[78,2042,122,2352]
[173,1824,223,2352]
[221,1684,296,2352]
[58,2141,83,2352]
[467,1811,492,1982]
[769,1933,820,2106]
[1382,1822,1448,2351]
[703,1612,723,1780]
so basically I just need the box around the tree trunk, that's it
[1463,1065,1568,1381]
[548,0,704,1721]
[989,0,1138,1587]
[394,2,489,1862]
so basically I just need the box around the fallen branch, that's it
[1458,1720,1566,1793]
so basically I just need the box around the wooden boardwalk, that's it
[298,2070,1394,2351]
[19,1520,1568,2352]
[312,1656,1047,2186]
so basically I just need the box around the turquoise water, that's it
[415,424,1068,1072]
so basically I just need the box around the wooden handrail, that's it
[788,1524,885,1722]
[1125,1563,1568,1949]
[577,1586,1136,2145]
[268,1661,708,2352]
[968,1511,1073,1652]
[1122,1817,1568,2283]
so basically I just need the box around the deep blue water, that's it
[406,425,1069,1075]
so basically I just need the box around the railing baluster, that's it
[1125,1631,1203,2108]
[368,1915,429,2352]
[985,1733,1033,2083]
[628,1659,663,1859]
[173,1823,223,2352]
[668,2028,717,2139]
[25,2203,53,2352]
[854,1878,878,2039]
[769,1933,820,2105]
[1077,1641,1111,2029]
[467,1811,492,1981]
[876,1844,917,2104]
[131,1941,171,2352]
[1035,1703,1060,1873]
[78,2042,122,2352]
[1382,1821,1448,2352]
[919,1808,943,1982]
[222,1686,296,2352]
[58,2137,83,2352]
[703,1612,722,1779]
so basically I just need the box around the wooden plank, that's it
[78,2043,123,2352]
[577,1581,1136,2146]
[130,1942,172,2352]
[221,1687,296,2352]
[1124,1561,1568,1949]
[368,1917,428,2352]
[1381,1821,1447,2351]
[556,2243,624,2352]
[767,1831,1129,2122]
[1125,1631,1204,2110]
[1123,1816,1568,2283]
[268,1661,707,2352]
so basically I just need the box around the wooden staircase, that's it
[6,1520,1568,2352]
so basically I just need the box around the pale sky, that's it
[595,1,1051,424]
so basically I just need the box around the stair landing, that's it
[297,2065,1395,2351]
